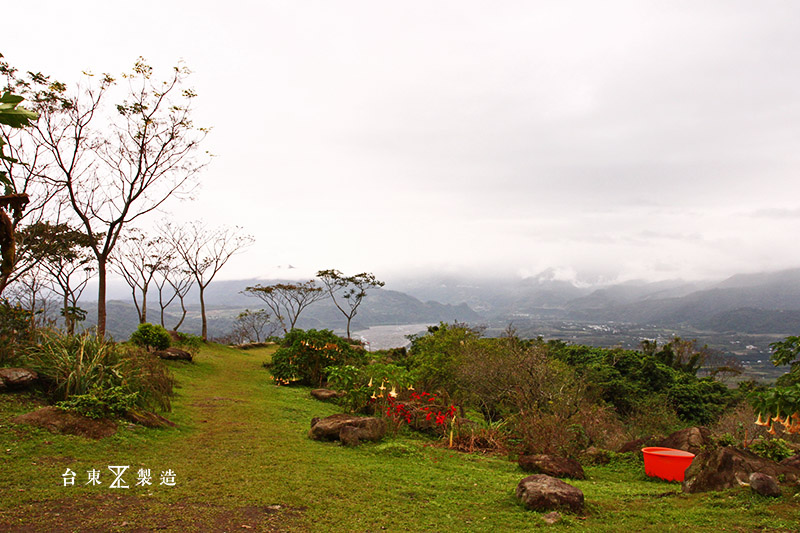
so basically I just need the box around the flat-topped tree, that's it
[317,269,384,340]
[242,281,327,334]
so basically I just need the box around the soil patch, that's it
[0,494,303,532]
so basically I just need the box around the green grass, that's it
[1,343,799,531]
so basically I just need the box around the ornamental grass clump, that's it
[24,330,175,414]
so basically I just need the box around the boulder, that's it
[656,426,712,455]
[154,347,193,361]
[581,446,612,465]
[682,446,800,493]
[519,454,586,479]
[618,436,658,453]
[12,406,116,439]
[749,472,781,497]
[780,454,800,469]
[308,414,386,445]
[0,368,39,390]
[339,426,361,447]
[516,474,584,513]
[310,389,342,401]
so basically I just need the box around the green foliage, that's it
[769,336,800,366]
[173,331,203,355]
[270,329,363,387]
[56,386,139,419]
[551,342,734,425]
[326,362,417,413]
[23,331,174,412]
[407,322,481,398]
[0,82,38,191]
[0,300,34,363]
[751,335,800,435]
[749,437,795,462]
[667,378,732,425]
[129,322,171,351]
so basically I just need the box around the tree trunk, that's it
[141,282,148,324]
[199,285,207,340]
[97,256,107,338]
[346,317,352,340]
[63,293,72,335]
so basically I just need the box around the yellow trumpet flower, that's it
[407,384,415,391]
[367,377,373,387]
[755,413,769,426]
[389,386,397,398]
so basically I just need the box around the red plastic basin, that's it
[642,447,695,482]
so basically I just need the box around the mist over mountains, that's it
[393,267,800,335]
[89,268,800,342]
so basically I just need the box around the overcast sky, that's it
[7,1,800,286]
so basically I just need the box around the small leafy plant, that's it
[749,437,795,462]
[56,386,139,419]
[129,323,171,351]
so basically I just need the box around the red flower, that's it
[428,397,435,403]
[386,407,392,417]
[425,412,432,421]
[435,413,446,425]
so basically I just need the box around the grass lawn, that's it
[1,343,798,531]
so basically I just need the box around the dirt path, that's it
[0,345,308,532]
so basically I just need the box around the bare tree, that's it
[317,269,384,339]
[242,281,327,334]
[112,228,169,324]
[153,256,194,331]
[165,221,253,340]
[25,58,208,337]
[229,309,277,344]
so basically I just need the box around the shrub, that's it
[271,329,363,386]
[407,322,481,399]
[129,323,171,351]
[0,300,35,364]
[24,331,174,413]
[326,362,417,413]
[173,331,203,356]
[749,437,795,462]
[56,386,139,419]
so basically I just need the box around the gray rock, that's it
[749,472,781,497]
[309,414,386,444]
[154,347,193,361]
[519,454,586,479]
[682,446,800,493]
[339,426,361,447]
[0,368,39,390]
[310,389,342,401]
[656,426,712,455]
[516,474,584,513]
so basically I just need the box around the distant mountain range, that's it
[394,267,800,335]
[85,268,800,340]
[87,279,480,340]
